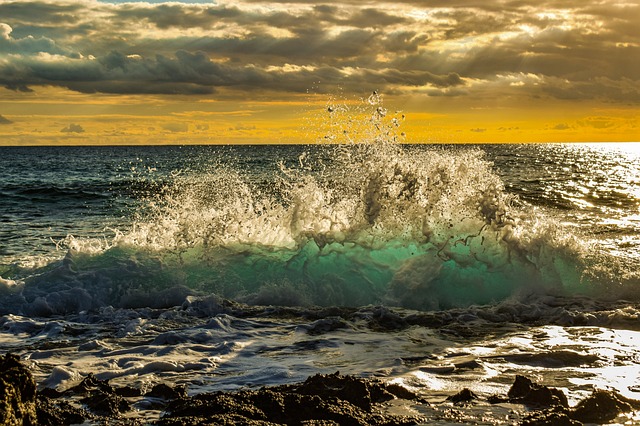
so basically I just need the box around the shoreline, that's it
[2,353,640,425]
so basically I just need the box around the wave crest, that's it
[5,97,627,315]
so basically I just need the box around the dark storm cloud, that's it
[110,3,408,32]
[0,28,68,55]
[362,69,463,88]
[0,0,637,103]
[0,1,82,25]
[0,45,464,95]
[0,50,233,94]
[112,4,243,29]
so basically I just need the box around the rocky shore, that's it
[2,353,640,425]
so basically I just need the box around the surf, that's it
[1,97,634,316]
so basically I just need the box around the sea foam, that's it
[1,96,632,315]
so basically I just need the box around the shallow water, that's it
[4,297,640,423]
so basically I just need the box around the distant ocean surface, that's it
[1,140,640,423]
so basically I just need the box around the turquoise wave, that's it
[3,141,614,316]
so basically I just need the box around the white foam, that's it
[42,366,81,389]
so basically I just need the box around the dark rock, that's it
[489,376,640,425]
[147,383,188,400]
[3,357,423,426]
[0,353,37,425]
[164,390,271,420]
[66,373,114,396]
[155,414,280,426]
[296,372,380,410]
[521,408,581,426]
[161,372,425,426]
[454,359,482,370]
[36,396,89,426]
[156,413,280,425]
[115,385,143,397]
[65,373,130,417]
[385,383,422,402]
[487,394,509,404]
[508,376,540,399]
[571,389,640,423]
[447,388,478,404]
[507,375,568,408]
[81,389,130,416]
[38,387,63,399]
[296,371,421,408]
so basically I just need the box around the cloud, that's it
[0,3,82,26]
[0,0,637,103]
[577,117,617,129]
[229,124,256,131]
[0,23,11,39]
[0,47,464,95]
[61,123,84,133]
[102,0,212,3]
[163,122,189,132]
[470,128,486,132]
[553,123,570,130]
[0,114,13,124]
[0,21,69,56]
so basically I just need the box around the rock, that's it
[454,359,482,370]
[570,389,640,423]
[385,383,422,401]
[161,372,425,426]
[447,388,478,404]
[157,413,279,425]
[0,353,37,425]
[36,397,89,426]
[38,387,63,399]
[115,385,142,397]
[81,390,130,417]
[296,372,381,410]
[66,373,114,396]
[507,375,568,408]
[147,383,188,400]
[521,408,581,426]
[487,394,509,404]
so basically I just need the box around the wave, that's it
[0,184,108,202]
[1,100,637,316]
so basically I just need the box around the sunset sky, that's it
[0,0,638,145]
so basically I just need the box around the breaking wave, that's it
[1,96,635,316]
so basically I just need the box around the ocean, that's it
[1,138,640,423]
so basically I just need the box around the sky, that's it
[0,0,638,145]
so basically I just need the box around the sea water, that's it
[1,104,640,423]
